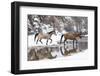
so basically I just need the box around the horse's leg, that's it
[73,40,74,48]
[66,40,68,44]
[76,40,77,48]
[64,39,66,46]
[36,38,39,44]
[46,39,48,45]
[75,39,77,44]
[39,39,43,44]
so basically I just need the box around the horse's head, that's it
[75,33,82,39]
[47,30,57,36]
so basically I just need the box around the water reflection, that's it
[28,42,88,61]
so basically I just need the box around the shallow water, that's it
[28,40,88,61]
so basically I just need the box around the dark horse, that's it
[60,32,82,47]
[34,30,56,45]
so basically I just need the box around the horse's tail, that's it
[60,34,64,44]
[34,33,39,41]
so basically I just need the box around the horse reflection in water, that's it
[28,47,57,61]
[28,44,83,61]
[60,46,81,56]
[28,37,88,61]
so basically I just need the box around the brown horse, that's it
[60,32,82,46]
[34,30,56,45]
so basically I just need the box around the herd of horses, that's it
[34,30,82,46]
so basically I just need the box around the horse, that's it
[60,32,82,47]
[34,30,56,45]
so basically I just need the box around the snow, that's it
[50,49,88,61]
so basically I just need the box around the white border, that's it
[20,6,94,70]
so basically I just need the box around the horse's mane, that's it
[47,31,54,34]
